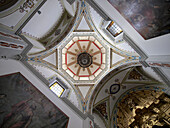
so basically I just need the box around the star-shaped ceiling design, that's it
[24,0,140,113]
[58,34,109,84]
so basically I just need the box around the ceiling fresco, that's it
[0,72,69,128]
[107,0,170,40]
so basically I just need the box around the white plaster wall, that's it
[0,59,83,128]
[115,41,136,53]
[161,68,170,81]
[0,33,27,58]
[25,36,45,54]
[22,0,64,38]
[30,64,57,79]
[142,67,164,83]
[0,9,26,27]
[68,89,80,109]
[0,0,39,28]
[83,117,94,128]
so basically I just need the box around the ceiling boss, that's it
[59,35,109,84]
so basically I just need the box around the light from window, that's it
[107,21,123,37]
[50,82,64,97]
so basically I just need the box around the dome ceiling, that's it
[59,34,109,84]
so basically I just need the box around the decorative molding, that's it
[73,8,94,32]
[123,33,149,67]
[58,33,110,84]
[21,61,49,85]
[85,0,111,21]
[146,55,170,68]
[0,31,21,40]
[123,34,170,88]
[19,34,33,60]
[27,2,79,55]
[0,41,24,50]
[149,62,170,68]
[15,0,47,34]
[152,67,170,87]
[110,48,139,69]
[146,55,170,63]
[0,0,23,18]
[61,97,94,120]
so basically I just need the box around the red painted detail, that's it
[92,67,100,75]
[0,32,21,40]
[101,53,102,64]
[68,40,102,52]
[68,41,76,50]
[79,75,90,77]
[64,39,104,78]
[67,67,76,75]
[78,40,90,42]
[0,42,24,49]
[92,41,101,50]
[65,53,67,65]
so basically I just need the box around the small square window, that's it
[50,82,65,97]
[106,21,123,37]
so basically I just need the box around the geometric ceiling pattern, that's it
[25,0,142,114]
[59,34,109,84]
[74,10,94,32]
[0,0,169,128]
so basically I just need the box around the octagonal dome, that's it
[58,34,109,84]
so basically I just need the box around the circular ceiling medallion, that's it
[59,35,109,84]
[77,52,93,68]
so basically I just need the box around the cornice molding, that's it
[152,67,170,87]
[123,33,149,67]
[61,97,94,120]
[15,0,47,35]
[21,61,49,85]
[85,0,111,21]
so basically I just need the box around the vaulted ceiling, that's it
[0,0,169,128]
